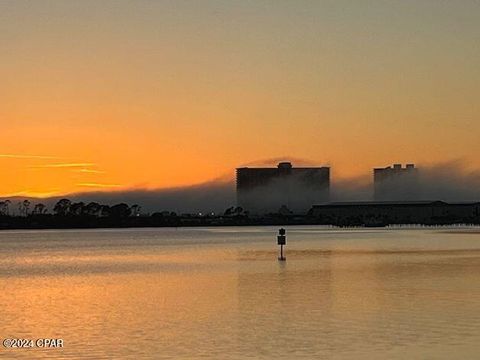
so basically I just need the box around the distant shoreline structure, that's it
[0,200,479,230]
[236,161,330,214]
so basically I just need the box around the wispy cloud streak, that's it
[0,154,60,160]
[73,168,106,174]
[30,163,96,169]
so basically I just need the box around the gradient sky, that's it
[1,0,480,197]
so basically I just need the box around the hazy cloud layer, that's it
[2,160,480,214]
[417,160,480,201]
[330,175,372,202]
[63,180,236,214]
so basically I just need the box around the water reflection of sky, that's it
[1,227,480,359]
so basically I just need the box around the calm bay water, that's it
[1,226,480,359]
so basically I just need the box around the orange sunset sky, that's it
[1,1,480,197]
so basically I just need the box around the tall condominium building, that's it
[373,163,419,201]
[236,162,330,214]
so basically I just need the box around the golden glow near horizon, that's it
[1,1,480,197]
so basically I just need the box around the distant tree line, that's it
[3,198,476,230]
[0,199,266,229]
[0,199,252,219]
[0,199,142,218]
[51,199,141,218]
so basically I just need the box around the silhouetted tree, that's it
[4,200,11,216]
[109,203,131,218]
[225,206,246,217]
[100,205,111,217]
[130,204,141,217]
[152,210,175,218]
[33,203,47,215]
[224,206,235,216]
[18,200,31,217]
[70,202,85,216]
[85,202,102,217]
[0,201,8,216]
[53,199,71,216]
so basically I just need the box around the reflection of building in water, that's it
[373,164,419,201]
[236,162,330,214]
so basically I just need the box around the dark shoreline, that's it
[1,214,479,231]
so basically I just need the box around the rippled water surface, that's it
[1,226,480,359]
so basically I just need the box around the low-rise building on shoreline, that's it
[308,201,480,225]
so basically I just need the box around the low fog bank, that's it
[237,175,330,214]
[3,160,480,214]
[330,176,372,202]
[416,161,480,201]
[71,162,480,214]
[65,180,236,214]
[2,180,236,215]
[329,161,480,203]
